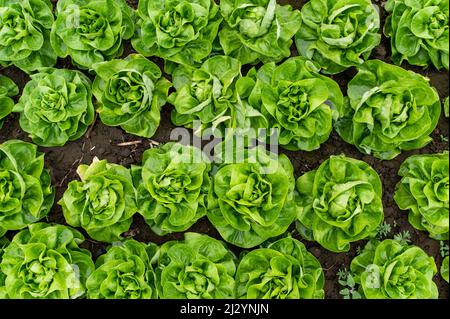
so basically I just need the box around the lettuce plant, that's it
[0,0,56,73]
[236,237,324,299]
[350,239,438,299]
[87,239,158,299]
[92,54,171,138]
[237,57,343,151]
[335,60,441,160]
[296,155,383,253]
[13,68,95,147]
[295,0,381,74]
[169,55,244,135]
[0,75,18,129]
[207,147,298,248]
[394,152,449,240]
[0,223,94,299]
[132,143,211,235]
[219,0,302,65]
[132,0,222,66]
[59,158,138,243]
[385,0,449,70]
[444,97,449,118]
[156,232,236,299]
[442,256,449,283]
[51,0,134,70]
[0,140,54,237]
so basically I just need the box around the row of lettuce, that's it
[1,56,449,160]
[0,139,448,298]
[1,0,448,73]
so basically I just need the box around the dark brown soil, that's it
[0,0,448,299]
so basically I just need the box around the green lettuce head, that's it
[441,256,449,283]
[385,0,449,70]
[295,0,381,74]
[0,0,56,73]
[0,223,94,299]
[132,143,211,236]
[0,75,18,129]
[87,239,158,299]
[236,237,324,299]
[207,147,298,249]
[132,0,222,66]
[168,55,250,135]
[0,140,54,237]
[394,152,449,240]
[237,57,343,151]
[296,155,383,253]
[156,232,236,299]
[13,68,95,147]
[350,239,438,299]
[92,54,172,138]
[51,0,134,70]
[335,60,441,160]
[59,158,138,243]
[219,0,302,65]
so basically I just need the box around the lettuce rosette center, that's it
[0,169,22,214]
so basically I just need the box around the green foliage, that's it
[132,143,211,235]
[50,0,134,69]
[0,0,56,73]
[59,159,138,243]
[338,273,362,299]
[440,240,449,257]
[350,239,438,299]
[207,147,298,248]
[133,0,222,66]
[168,55,254,135]
[441,256,449,283]
[0,140,54,237]
[394,152,449,240]
[155,232,236,299]
[385,0,449,70]
[295,0,381,74]
[235,237,324,299]
[87,239,158,299]
[237,57,343,151]
[296,155,384,252]
[92,54,171,138]
[376,221,392,239]
[0,223,94,299]
[393,230,412,245]
[444,97,449,117]
[13,68,95,147]
[219,0,302,65]
[0,75,18,129]
[335,60,441,160]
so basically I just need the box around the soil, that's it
[0,0,449,299]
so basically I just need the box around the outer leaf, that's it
[0,75,18,129]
